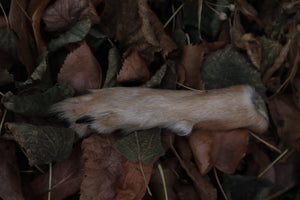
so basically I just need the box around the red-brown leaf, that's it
[58,41,102,92]
[188,129,249,174]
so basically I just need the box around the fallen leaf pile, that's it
[0,0,299,199]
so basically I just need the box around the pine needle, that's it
[158,164,168,200]
[213,168,228,200]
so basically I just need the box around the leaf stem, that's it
[249,131,282,154]
[164,3,184,28]
[158,164,168,200]
[213,168,228,200]
[0,2,10,29]
[139,160,152,196]
[258,148,289,178]
[48,162,52,200]
[0,109,7,134]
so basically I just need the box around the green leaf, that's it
[6,123,75,166]
[0,27,18,59]
[48,19,92,52]
[143,64,167,88]
[258,36,282,76]
[1,83,75,117]
[201,45,265,93]
[15,52,52,89]
[223,174,273,200]
[113,128,164,165]
[103,47,122,88]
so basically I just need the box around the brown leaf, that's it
[42,0,99,32]
[23,145,84,200]
[117,47,150,83]
[269,95,300,150]
[8,0,35,74]
[234,0,265,27]
[170,137,217,200]
[0,139,24,200]
[58,41,102,92]
[28,0,51,55]
[149,158,179,200]
[99,0,177,64]
[80,134,124,200]
[115,160,153,200]
[188,129,249,174]
[241,33,261,69]
[180,44,206,89]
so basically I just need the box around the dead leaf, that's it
[142,63,167,88]
[117,47,150,83]
[241,33,262,69]
[113,128,164,165]
[1,83,74,117]
[5,123,76,166]
[103,47,122,88]
[0,69,14,86]
[42,0,99,32]
[23,145,84,200]
[0,139,24,200]
[180,44,206,89]
[149,158,179,200]
[8,0,35,74]
[115,160,153,200]
[99,0,177,64]
[188,129,249,174]
[58,41,102,92]
[80,134,124,200]
[170,137,217,200]
[269,95,300,150]
[28,0,51,55]
[234,0,265,27]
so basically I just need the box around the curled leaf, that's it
[5,123,76,166]
[103,47,122,88]
[1,83,75,117]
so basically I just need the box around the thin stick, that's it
[20,148,45,174]
[139,160,152,196]
[0,91,5,96]
[0,109,7,134]
[48,162,52,200]
[198,0,203,41]
[176,82,206,92]
[258,148,289,178]
[249,131,282,154]
[0,3,10,29]
[164,3,184,28]
[213,168,228,200]
[158,164,168,200]
[15,0,32,22]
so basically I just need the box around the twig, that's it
[164,3,184,28]
[249,131,282,154]
[0,91,5,96]
[158,164,168,200]
[48,162,52,200]
[198,0,203,41]
[15,0,32,22]
[0,109,7,134]
[0,2,10,29]
[176,82,206,92]
[213,168,228,200]
[258,148,289,178]
[139,160,152,196]
[20,147,45,174]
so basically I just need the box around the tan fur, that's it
[52,85,268,137]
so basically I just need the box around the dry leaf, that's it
[188,129,249,174]
[117,47,150,83]
[8,0,35,73]
[99,0,177,64]
[80,134,124,200]
[115,160,153,200]
[42,0,99,32]
[0,139,24,200]
[269,95,300,150]
[180,44,206,89]
[28,0,50,55]
[23,145,84,200]
[241,33,262,70]
[58,41,102,92]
